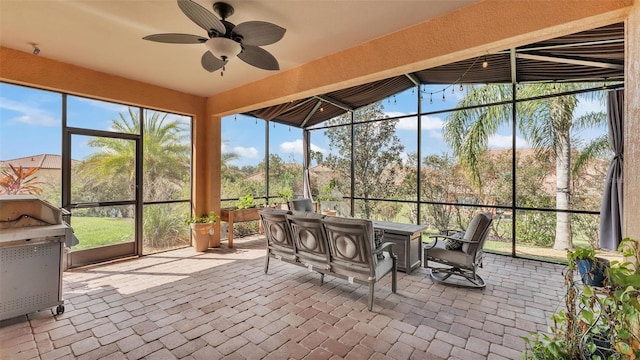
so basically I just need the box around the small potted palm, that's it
[185,211,219,252]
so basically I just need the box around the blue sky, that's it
[0,82,190,161]
[1,82,607,167]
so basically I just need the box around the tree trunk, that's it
[554,132,572,250]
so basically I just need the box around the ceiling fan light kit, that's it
[206,37,241,61]
[143,0,286,76]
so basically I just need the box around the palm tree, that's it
[444,83,605,250]
[79,108,190,202]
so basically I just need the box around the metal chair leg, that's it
[264,251,270,274]
[391,259,397,294]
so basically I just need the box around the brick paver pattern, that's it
[0,236,566,359]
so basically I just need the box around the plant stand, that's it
[220,207,267,248]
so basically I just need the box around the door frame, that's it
[62,127,143,267]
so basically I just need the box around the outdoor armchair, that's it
[289,198,314,212]
[423,212,493,288]
[322,216,397,311]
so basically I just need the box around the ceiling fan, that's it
[143,0,286,76]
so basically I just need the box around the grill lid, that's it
[0,195,77,246]
[0,195,62,229]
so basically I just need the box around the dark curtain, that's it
[302,130,313,199]
[599,90,624,250]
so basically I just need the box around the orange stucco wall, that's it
[0,46,216,224]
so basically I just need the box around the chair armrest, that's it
[428,234,476,244]
[440,229,463,236]
[373,241,395,255]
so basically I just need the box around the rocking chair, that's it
[423,212,493,288]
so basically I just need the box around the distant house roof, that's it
[0,154,78,170]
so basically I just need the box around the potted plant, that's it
[523,238,640,359]
[185,211,219,252]
[568,245,609,287]
[236,194,256,209]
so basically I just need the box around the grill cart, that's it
[0,195,77,321]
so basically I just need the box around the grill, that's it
[0,195,77,320]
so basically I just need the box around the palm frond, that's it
[572,134,611,177]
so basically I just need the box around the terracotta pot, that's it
[190,223,212,252]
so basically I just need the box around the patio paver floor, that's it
[1,235,566,359]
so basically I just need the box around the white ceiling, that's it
[0,0,477,97]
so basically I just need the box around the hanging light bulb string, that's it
[422,56,482,105]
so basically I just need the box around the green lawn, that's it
[71,216,134,250]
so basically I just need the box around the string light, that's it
[423,57,479,106]
[234,115,237,121]
[482,55,488,69]
[319,107,324,112]
[603,77,608,89]
[393,95,397,105]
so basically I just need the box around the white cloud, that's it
[396,116,418,130]
[488,134,529,149]
[233,146,259,158]
[279,139,303,154]
[385,111,406,118]
[394,115,444,131]
[279,139,327,155]
[427,130,443,139]
[421,116,444,130]
[0,97,60,127]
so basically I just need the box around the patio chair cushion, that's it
[290,198,314,212]
[375,254,394,280]
[461,213,493,255]
[427,240,475,268]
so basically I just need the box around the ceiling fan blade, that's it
[201,51,226,72]
[238,46,280,71]
[232,21,286,46]
[177,0,225,35]
[143,33,207,44]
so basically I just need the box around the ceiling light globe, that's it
[206,37,242,61]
